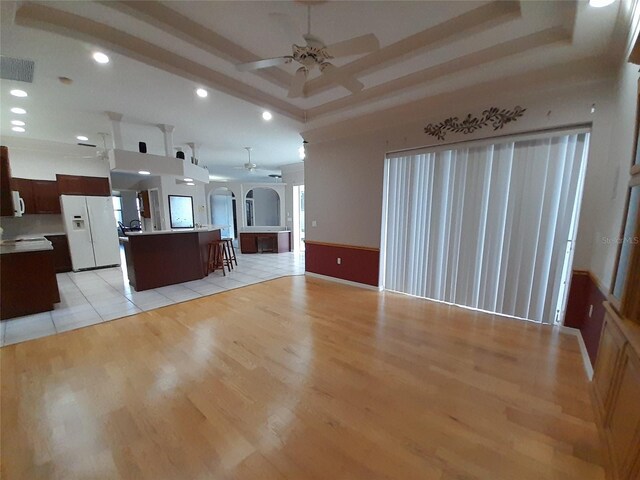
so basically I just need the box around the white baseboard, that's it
[560,326,593,380]
[305,272,383,291]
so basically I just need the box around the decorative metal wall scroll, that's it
[424,106,526,141]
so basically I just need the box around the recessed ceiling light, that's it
[138,170,151,175]
[76,135,89,141]
[93,52,110,64]
[262,110,272,121]
[589,0,615,6]
[184,178,193,182]
[12,126,26,133]
[10,107,26,114]
[186,182,195,186]
[10,89,27,97]
[196,88,208,98]
[11,120,25,126]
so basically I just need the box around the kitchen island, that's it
[123,227,221,291]
[0,237,60,319]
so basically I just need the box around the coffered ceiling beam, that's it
[101,1,293,90]
[14,3,305,123]
[302,56,611,144]
[303,0,523,98]
[306,27,571,121]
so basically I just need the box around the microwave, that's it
[12,191,25,217]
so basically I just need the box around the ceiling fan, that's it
[234,147,265,173]
[236,4,380,98]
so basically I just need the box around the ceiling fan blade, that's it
[287,68,308,98]
[320,64,364,94]
[236,57,292,72]
[325,33,380,58]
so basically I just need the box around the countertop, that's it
[240,230,292,233]
[14,232,66,239]
[0,237,53,254]
[125,226,223,237]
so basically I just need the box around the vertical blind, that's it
[381,131,590,324]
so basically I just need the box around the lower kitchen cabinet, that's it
[45,234,72,273]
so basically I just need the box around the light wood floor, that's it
[1,276,605,480]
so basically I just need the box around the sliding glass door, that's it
[381,130,590,324]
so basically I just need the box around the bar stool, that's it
[207,240,230,276]
[222,238,237,268]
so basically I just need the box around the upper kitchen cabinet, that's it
[57,174,111,196]
[11,178,35,214]
[11,178,61,214]
[1,146,14,216]
[32,180,61,214]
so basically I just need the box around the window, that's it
[112,196,122,224]
[381,129,590,325]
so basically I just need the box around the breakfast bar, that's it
[123,227,221,291]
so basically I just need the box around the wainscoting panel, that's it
[564,270,607,366]
[305,241,379,287]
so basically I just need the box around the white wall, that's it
[252,187,280,226]
[281,162,305,231]
[205,182,286,232]
[160,177,207,228]
[303,73,633,288]
[1,136,110,180]
[120,190,139,226]
[577,61,639,288]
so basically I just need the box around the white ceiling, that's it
[0,0,625,182]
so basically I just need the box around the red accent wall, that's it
[305,243,379,287]
[564,271,607,366]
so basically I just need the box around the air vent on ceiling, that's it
[0,56,34,83]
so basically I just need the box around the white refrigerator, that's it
[60,195,121,271]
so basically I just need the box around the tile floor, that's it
[1,251,305,347]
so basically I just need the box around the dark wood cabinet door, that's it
[240,233,258,253]
[32,180,61,214]
[139,190,151,218]
[1,146,13,216]
[10,178,36,214]
[56,174,86,195]
[83,176,111,196]
[57,174,111,196]
[45,235,72,272]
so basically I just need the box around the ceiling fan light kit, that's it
[236,4,379,98]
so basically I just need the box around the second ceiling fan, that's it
[236,4,380,98]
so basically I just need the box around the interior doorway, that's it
[210,187,237,240]
[293,184,305,252]
[148,188,161,231]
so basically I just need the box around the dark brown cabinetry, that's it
[139,190,151,218]
[0,249,60,319]
[57,174,110,196]
[1,146,14,216]
[240,231,291,253]
[45,234,72,273]
[10,177,35,214]
[32,180,61,213]
[11,178,61,214]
